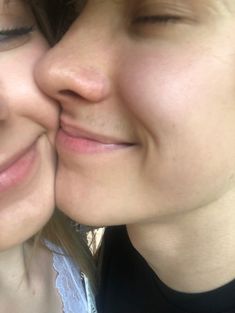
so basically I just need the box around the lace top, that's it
[46,241,97,313]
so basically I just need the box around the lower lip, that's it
[0,142,38,194]
[57,129,129,154]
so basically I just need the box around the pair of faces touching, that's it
[2,0,235,270]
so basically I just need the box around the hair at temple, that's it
[28,0,87,43]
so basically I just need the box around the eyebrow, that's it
[0,0,22,12]
[2,0,13,6]
[2,0,23,7]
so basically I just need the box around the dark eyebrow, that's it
[3,0,23,5]
[3,0,13,6]
[2,0,24,8]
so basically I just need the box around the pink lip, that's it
[0,141,38,194]
[57,123,132,154]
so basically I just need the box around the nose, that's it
[35,20,112,106]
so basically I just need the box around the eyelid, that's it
[0,25,35,51]
[0,25,34,36]
[133,15,184,24]
[131,2,197,23]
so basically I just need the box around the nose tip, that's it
[58,67,111,103]
[35,49,111,105]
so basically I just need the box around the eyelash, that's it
[0,25,34,40]
[133,15,182,25]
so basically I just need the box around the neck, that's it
[127,193,235,293]
[0,243,29,293]
[0,241,61,313]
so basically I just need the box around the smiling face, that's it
[36,0,235,226]
[0,0,58,250]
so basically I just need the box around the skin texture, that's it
[36,0,235,292]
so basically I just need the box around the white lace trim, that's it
[45,241,97,313]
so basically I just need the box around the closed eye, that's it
[0,25,35,51]
[0,26,34,41]
[133,15,183,25]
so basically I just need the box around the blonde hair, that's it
[42,210,96,292]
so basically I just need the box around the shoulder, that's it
[97,226,158,312]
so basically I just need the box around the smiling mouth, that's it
[0,140,39,194]
[56,123,134,154]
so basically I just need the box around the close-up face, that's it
[36,0,235,226]
[0,0,58,250]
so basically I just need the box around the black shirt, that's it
[97,226,235,313]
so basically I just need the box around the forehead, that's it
[76,0,235,11]
[78,0,235,25]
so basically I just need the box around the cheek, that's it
[119,49,235,206]
[120,48,235,142]
[119,51,198,139]
[0,43,59,132]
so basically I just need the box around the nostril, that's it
[59,90,79,98]
[58,90,86,101]
[56,72,111,103]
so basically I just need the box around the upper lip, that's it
[60,120,134,146]
[0,140,36,174]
